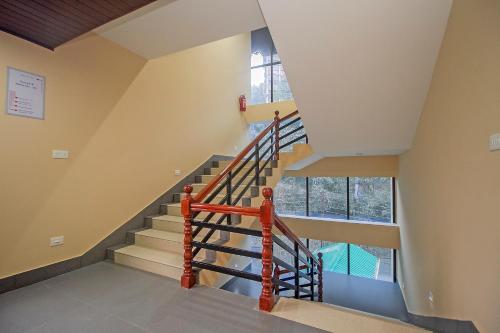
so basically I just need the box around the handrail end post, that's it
[181,185,196,289]
[259,187,275,312]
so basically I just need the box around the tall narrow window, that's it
[251,27,292,104]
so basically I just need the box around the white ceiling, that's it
[258,0,452,156]
[95,0,266,59]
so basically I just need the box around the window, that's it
[248,121,271,141]
[251,28,292,104]
[275,176,393,223]
[308,240,393,282]
[273,176,396,282]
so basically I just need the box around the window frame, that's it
[274,176,397,282]
[251,53,283,103]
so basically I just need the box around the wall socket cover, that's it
[52,150,69,159]
[50,236,64,247]
[489,134,500,151]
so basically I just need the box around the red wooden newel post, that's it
[274,111,280,160]
[181,184,196,289]
[318,252,324,302]
[259,187,275,312]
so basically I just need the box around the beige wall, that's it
[279,216,400,249]
[396,1,500,332]
[244,100,297,123]
[0,32,251,277]
[285,156,399,178]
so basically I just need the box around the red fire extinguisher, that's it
[239,95,247,112]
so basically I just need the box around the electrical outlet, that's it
[174,169,181,176]
[489,134,500,151]
[49,236,64,247]
[52,150,69,159]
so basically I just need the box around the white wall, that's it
[258,0,452,156]
[96,0,265,59]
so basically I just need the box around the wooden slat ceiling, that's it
[0,0,157,50]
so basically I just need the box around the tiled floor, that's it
[0,261,327,333]
[222,262,409,321]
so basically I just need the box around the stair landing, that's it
[270,297,429,333]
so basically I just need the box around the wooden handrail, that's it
[190,203,260,217]
[280,110,299,122]
[274,215,321,267]
[193,119,277,202]
[193,109,299,203]
[181,110,321,310]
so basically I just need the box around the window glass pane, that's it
[247,121,271,141]
[274,177,306,216]
[251,52,264,67]
[350,245,392,282]
[310,177,347,219]
[279,118,306,152]
[251,27,273,65]
[349,177,392,222]
[273,52,280,63]
[311,240,348,274]
[251,66,271,104]
[272,63,293,102]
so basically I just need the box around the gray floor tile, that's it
[0,262,328,333]
[0,283,87,333]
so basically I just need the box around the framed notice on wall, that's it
[6,67,45,120]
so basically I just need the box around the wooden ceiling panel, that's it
[0,0,157,49]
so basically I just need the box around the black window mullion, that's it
[270,51,274,102]
[346,177,351,275]
[392,177,397,283]
[250,61,282,69]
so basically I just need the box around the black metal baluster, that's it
[309,257,314,301]
[227,171,232,225]
[294,242,299,299]
[255,142,260,186]
[270,128,274,158]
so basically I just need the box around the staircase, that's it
[109,110,321,311]
[111,159,273,285]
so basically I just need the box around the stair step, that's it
[216,159,270,168]
[190,183,259,197]
[196,174,266,186]
[171,192,254,204]
[164,201,251,218]
[207,166,273,177]
[114,245,188,280]
[134,229,215,260]
[151,214,236,237]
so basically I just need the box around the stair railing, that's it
[180,110,321,312]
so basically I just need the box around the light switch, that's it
[52,150,69,159]
[489,134,500,151]
[174,169,181,176]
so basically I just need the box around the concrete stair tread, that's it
[136,228,211,243]
[136,228,184,241]
[152,214,183,222]
[115,245,184,268]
